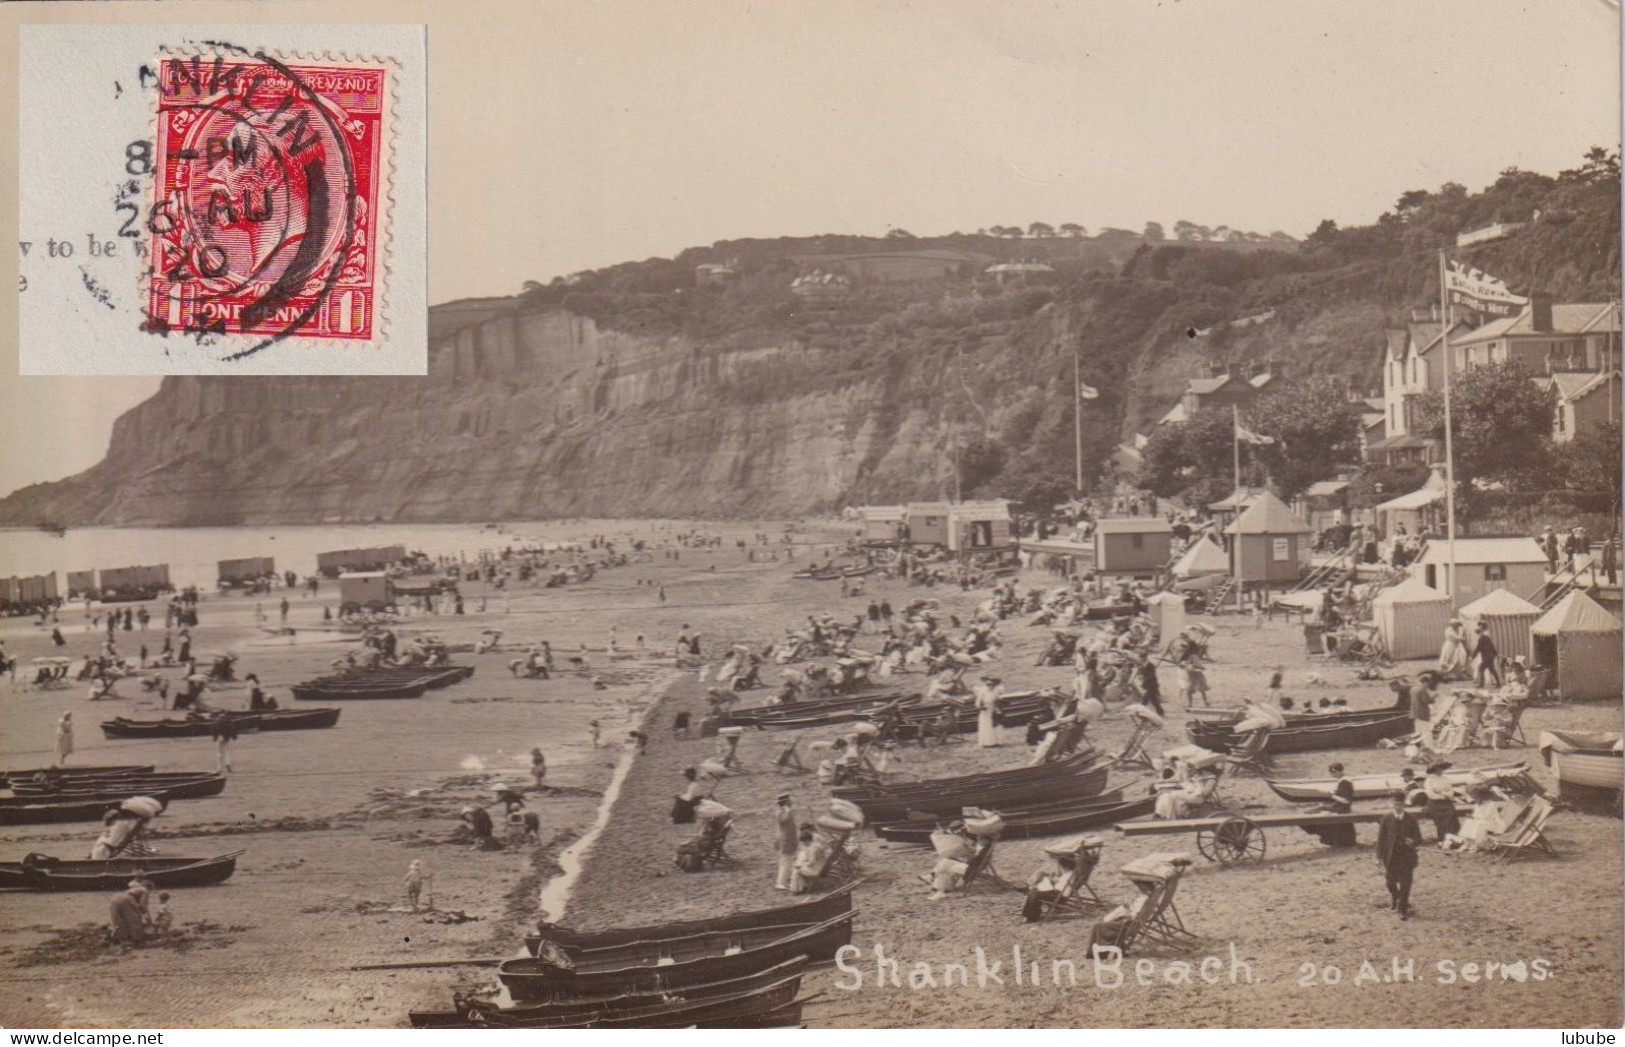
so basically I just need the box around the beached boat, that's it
[523,882,856,957]
[100,708,341,738]
[1265,762,1536,803]
[843,759,1111,823]
[0,851,243,891]
[0,773,226,806]
[1187,711,1412,754]
[8,770,223,795]
[497,914,853,1002]
[416,962,809,1027]
[872,790,1154,844]
[409,958,807,1028]
[1539,731,1623,807]
[291,680,428,701]
[0,765,153,788]
[834,749,1099,800]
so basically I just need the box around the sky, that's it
[1,0,1620,497]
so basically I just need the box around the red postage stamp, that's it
[147,50,392,348]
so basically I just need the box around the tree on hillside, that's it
[1136,408,1242,505]
[1029,222,1056,238]
[1411,361,1555,522]
[1395,189,1431,218]
[1306,218,1340,249]
[1563,420,1623,517]
[886,228,917,239]
[1247,378,1365,500]
[1143,221,1165,241]
[1060,223,1087,237]
[1173,220,1213,242]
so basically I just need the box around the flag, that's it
[1235,423,1274,446]
[1444,258,1527,318]
[1078,381,1100,401]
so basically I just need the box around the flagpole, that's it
[1232,404,1242,503]
[1074,351,1084,495]
[1439,249,1458,608]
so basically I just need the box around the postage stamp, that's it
[146,51,391,351]
[18,25,426,375]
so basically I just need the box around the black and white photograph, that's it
[1,0,1621,1035]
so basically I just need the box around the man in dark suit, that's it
[1376,791,1422,919]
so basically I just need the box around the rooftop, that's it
[1095,517,1174,534]
[1416,537,1547,565]
[1451,303,1620,346]
[1224,491,1311,534]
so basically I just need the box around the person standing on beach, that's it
[588,720,601,748]
[774,794,798,891]
[1376,792,1421,919]
[530,748,548,792]
[212,717,238,774]
[405,860,428,911]
[54,712,73,766]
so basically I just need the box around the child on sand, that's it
[153,892,173,934]
[405,860,427,911]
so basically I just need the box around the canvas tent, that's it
[1370,575,1452,661]
[1171,537,1228,578]
[1459,588,1542,666]
[1531,591,1622,701]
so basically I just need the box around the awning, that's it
[1375,488,1444,512]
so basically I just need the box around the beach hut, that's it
[1170,536,1228,579]
[1412,538,1547,607]
[902,503,951,547]
[946,501,1013,552]
[1223,492,1311,586]
[1093,518,1174,575]
[1371,575,1452,661]
[1459,588,1542,665]
[67,570,96,596]
[1531,591,1623,701]
[857,506,906,543]
[1146,590,1187,642]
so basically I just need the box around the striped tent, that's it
[1371,575,1452,661]
[1459,588,1542,665]
[1532,591,1622,702]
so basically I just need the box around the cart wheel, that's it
[1210,817,1265,865]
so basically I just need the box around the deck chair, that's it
[1222,729,1273,777]
[1481,795,1559,862]
[674,815,737,872]
[773,737,808,775]
[1111,719,1160,772]
[799,825,861,892]
[953,834,1018,894]
[1089,852,1201,956]
[1023,835,1107,921]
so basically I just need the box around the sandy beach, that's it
[2,518,1619,1029]
[0,520,800,1028]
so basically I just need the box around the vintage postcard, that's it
[18,24,425,374]
[0,0,1620,1039]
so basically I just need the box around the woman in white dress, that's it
[54,712,73,766]
[1437,618,1468,677]
[974,676,1004,748]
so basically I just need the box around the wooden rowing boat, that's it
[0,765,152,787]
[411,957,813,1027]
[523,882,855,957]
[834,750,1099,800]
[1187,711,1412,754]
[851,763,1111,823]
[8,770,221,795]
[1266,762,1534,803]
[1539,731,1623,805]
[873,790,1153,844]
[0,773,226,806]
[291,680,428,701]
[100,708,341,738]
[497,914,853,1002]
[0,851,243,891]
[459,968,805,1028]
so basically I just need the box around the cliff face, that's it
[0,310,979,525]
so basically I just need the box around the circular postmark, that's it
[147,41,360,360]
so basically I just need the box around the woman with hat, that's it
[110,881,149,943]
[1437,618,1468,679]
[1422,762,1461,842]
[973,675,1004,748]
[54,712,73,767]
